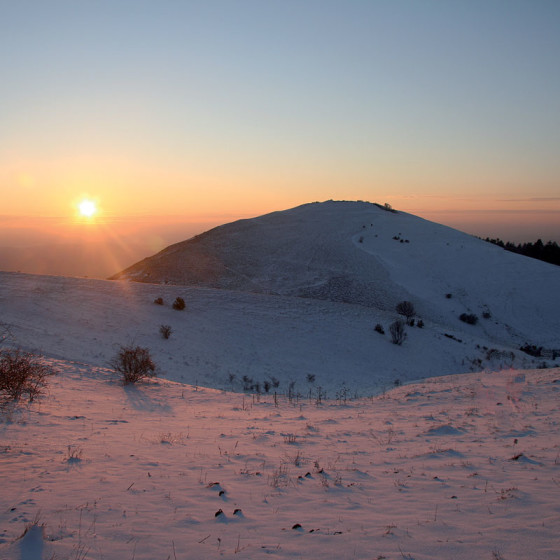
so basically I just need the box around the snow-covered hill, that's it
[2,201,559,395]
[112,200,560,351]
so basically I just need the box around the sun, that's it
[78,199,97,218]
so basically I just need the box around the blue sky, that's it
[1,0,559,243]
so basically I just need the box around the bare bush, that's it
[0,322,14,346]
[0,349,56,402]
[374,202,397,213]
[111,345,157,385]
[159,325,172,339]
[172,297,186,311]
[374,323,385,334]
[396,301,415,320]
[153,297,164,305]
[459,313,478,325]
[389,320,407,345]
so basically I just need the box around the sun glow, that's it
[78,199,97,218]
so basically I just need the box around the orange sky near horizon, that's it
[3,186,559,248]
[4,154,559,224]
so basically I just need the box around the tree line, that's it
[483,238,560,267]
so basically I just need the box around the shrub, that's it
[459,313,479,325]
[172,297,186,311]
[482,311,492,319]
[389,320,406,345]
[0,349,56,402]
[242,375,253,391]
[111,345,157,385]
[417,319,424,328]
[159,325,172,339]
[519,344,542,357]
[445,293,452,299]
[0,322,13,346]
[374,323,385,334]
[374,202,397,213]
[396,301,415,320]
[154,297,164,305]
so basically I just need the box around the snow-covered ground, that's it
[0,271,556,396]
[1,360,559,559]
[1,201,559,558]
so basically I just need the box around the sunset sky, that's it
[2,0,559,273]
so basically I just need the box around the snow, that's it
[17,524,45,560]
[1,361,559,559]
[1,201,559,558]
[0,270,556,396]
[113,201,560,349]
[1,204,558,394]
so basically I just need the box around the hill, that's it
[1,202,559,396]
[112,200,560,352]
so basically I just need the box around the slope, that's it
[0,271,555,396]
[112,200,560,350]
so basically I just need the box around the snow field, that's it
[0,271,553,400]
[1,361,559,559]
